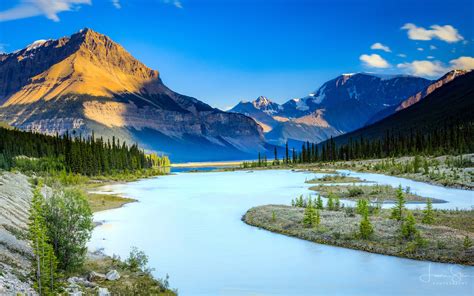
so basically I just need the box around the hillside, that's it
[327,71,474,146]
[0,29,266,162]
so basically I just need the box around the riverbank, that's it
[243,205,474,265]
[0,169,176,295]
[226,154,474,190]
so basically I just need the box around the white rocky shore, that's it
[0,171,37,295]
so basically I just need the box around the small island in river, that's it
[243,198,474,265]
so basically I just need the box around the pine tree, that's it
[315,194,323,209]
[327,193,335,210]
[303,197,314,226]
[401,211,418,239]
[28,184,58,295]
[421,198,434,224]
[359,210,374,239]
[391,185,405,221]
[463,236,473,250]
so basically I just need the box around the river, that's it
[88,169,474,295]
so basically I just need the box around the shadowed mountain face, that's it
[230,73,431,145]
[366,70,470,125]
[0,29,266,162]
[325,70,474,146]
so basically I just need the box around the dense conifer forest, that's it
[0,127,170,175]
[246,121,474,167]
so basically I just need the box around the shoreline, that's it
[243,205,474,266]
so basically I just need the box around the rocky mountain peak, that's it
[253,96,272,108]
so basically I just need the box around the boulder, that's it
[65,283,82,296]
[68,276,97,288]
[88,271,107,282]
[105,269,120,281]
[97,287,111,296]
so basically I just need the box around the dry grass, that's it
[308,184,443,203]
[87,193,136,213]
[305,174,367,184]
[243,205,474,265]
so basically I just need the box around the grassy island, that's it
[308,184,445,203]
[243,205,474,265]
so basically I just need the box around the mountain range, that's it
[0,28,471,162]
[0,29,267,161]
[230,73,437,145]
[324,70,474,146]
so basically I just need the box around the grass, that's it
[87,193,136,213]
[243,205,474,265]
[308,184,444,203]
[305,173,367,184]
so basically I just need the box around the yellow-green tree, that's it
[29,184,59,295]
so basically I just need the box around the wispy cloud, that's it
[370,42,391,52]
[111,0,121,9]
[0,0,91,22]
[162,0,183,9]
[397,53,407,58]
[359,54,390,68]
[401,23,464,43]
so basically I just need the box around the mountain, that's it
[325,70,474,146]
[366,70,470,125]
[230,73,431,145]
[0,28,267,162]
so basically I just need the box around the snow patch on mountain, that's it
[292,98,309,111]
[25,40,49,52]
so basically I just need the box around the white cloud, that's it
[427,56,435,59]
[359,54,390,68]
[162,0,183,9]
[397,56,474,77]
[429,45,437,50]
[370,42,391,52]
[111,0,121,9]
[397,60,446,77]
[0,0,91,22]
[401,23,464,43]
[449,56,474,70]
[397,53,407,58]
[417,47,424,51]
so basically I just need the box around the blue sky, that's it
[0,0,473,109]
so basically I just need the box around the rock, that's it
[65,283,82,295]
[88,271,107,282]
[97,287,111,296]
[105,269,120,281]
[68,276,97,288]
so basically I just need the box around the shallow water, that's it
[89,169,474,295]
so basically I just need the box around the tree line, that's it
[243,121,473,168]
[0,127,170,175]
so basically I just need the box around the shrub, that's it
[126,247,149,272]
[348,187,364,197]
[42,188,94,271]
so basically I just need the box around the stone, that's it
[88,271,107,282]
[68,276,97,288]
[105,269,120,281]
[97,287,111,296]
